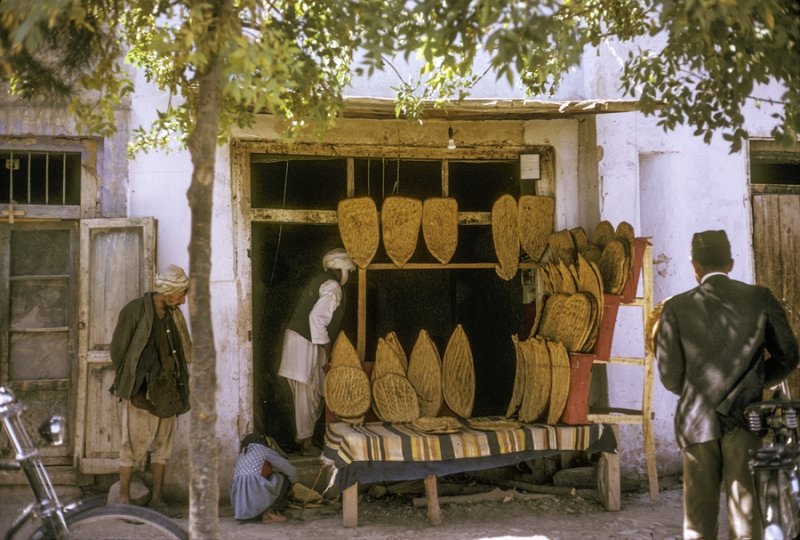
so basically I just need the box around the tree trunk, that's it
[185,26,224,540]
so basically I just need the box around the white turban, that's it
[322,248,356,285]
[155,265,189,295]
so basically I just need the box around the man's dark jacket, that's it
[656,274,799,448]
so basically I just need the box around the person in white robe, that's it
[278,248,355,454]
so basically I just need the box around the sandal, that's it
[262,511,287,523]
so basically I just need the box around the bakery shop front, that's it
[234,98,649,524]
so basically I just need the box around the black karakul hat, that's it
[691,230,731,265]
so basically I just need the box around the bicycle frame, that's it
[747,400,800,540]
[0,387,69,539]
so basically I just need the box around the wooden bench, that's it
[322,419,619,527]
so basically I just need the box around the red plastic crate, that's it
[591,294,622,362]
[621,237,650,304]
[559,352,596,425]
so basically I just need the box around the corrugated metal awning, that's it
[341,96,640,120]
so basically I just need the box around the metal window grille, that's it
[1,151,81,206]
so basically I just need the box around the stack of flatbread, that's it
[371,333,419,423]
[506,335,570,424]
[559,221,634,296]
[324,332,372,424]
[530,255,604,353]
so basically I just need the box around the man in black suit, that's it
[656,229,799,539]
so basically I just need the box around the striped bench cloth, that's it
[322,417,615,490]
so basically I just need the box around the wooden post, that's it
[424,475,442,525]
[357,267,366,361]
[342,483,358,527]
[597,425,621,511]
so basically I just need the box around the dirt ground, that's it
[2,474,728,540]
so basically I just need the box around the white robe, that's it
[277,279,341,440]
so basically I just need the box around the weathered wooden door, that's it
[0,222,78,464]
[752,191,800,396]
[75,218,155,474]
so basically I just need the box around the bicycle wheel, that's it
[28,504,187,540]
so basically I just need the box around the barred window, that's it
[1,151,82,206]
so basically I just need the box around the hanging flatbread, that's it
[325,365,371,419]
[385,331,408,372]
[518,195,554,262]
[506,335,526,418]
[548,230,576,265]
[372,373,420,423]
[422,197,458,264]
[591,220,616,249]
[382,196,422,268]
[407,329,443,417]
[442,324,475,419]
[599,239,628,295]
[372,337,406,382]
[545,339,570,424]
[492,194,519,281]
[338,197,379,268]
[518,337,551,423]
[330,331,361,369]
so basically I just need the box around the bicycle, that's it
[0,386,188,540]
[746,400,800,540]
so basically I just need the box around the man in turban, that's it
[278,248,356,455]
[110,264,192,517]
[656,230,798,538]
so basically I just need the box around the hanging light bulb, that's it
[447,127,456,150]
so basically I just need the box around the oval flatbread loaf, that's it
[372,337,406,381]
[338,197,379,268]
[412,416,462,434]
[407,330,443,417]
[518,337,551,423]
[330,331,361,369]
[518,195,554,262]
[422,197,458,264]
[506,335,526,417]
[442,324,475,419]
[325,365,371,419]
[492,194,519,281]
[546,340,571,424]
[548,230,576,265]
[373,373,420,423]
[385,331,408,372]
[599,239,628,295]
[382,196,422,268]
[592,220,616,249]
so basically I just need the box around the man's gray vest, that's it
[286,271,346,343]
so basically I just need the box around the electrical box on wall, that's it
[520,154,540,180]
